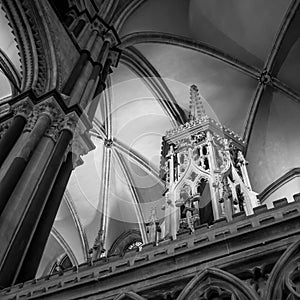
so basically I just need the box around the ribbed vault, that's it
[34,0,300,273]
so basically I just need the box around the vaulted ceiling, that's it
[1,0,300,275]
[47,0,300,273]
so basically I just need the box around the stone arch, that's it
[113,291,146,300]
[264,239,300,300]
[177,268,260,300]
[49,253,73,275]
[2,0,59,94]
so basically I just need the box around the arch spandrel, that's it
[177,268,260,300]
[114,291,147,300]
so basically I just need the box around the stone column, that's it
[0,100,71,288]
[0,115,27,168]
[16,150,75,284]
[0,104,52,217]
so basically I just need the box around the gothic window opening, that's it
[50,254,73,275]
[197,178,214,225]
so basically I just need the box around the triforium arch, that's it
[264,239,300,300]
[177,268,260,300]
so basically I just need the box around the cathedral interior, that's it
[0,0,300,299]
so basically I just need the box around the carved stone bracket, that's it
[12,98,33,118]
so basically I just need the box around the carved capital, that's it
[24,110,39,132]
[91,20,107,35]
[62,112,80,135]
[104,29,119,47]
[36,98,62,121]
[44,114,65,142]
[24,98,64,133]
[12,99,33,118]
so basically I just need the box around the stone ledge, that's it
[2,193,300,299]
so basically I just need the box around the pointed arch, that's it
[108,229,142,257]
[264,239,300,300]
[111,0,147,32]
[177,268,260,300]
[120,31,260,79]
[114,291,147,300]
[2,0,59,94]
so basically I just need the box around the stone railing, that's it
[1,193,300,299]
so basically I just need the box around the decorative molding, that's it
[102,0,119,24]
[259,168,300,203]
[1,0,59,94]
[264,0,300,72]
[120,31,261,79]
[242,83,265,146]
[272,77,300,103]
[177,268,260,300]
[2,197,300,299]
[243,0,300,147]
[1,0,36,91]
[111,0,147,33]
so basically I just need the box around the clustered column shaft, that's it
[0,101,78,288]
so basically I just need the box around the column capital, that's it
[23,97,64,134]
[104,29,120,47]
[36,97,63,121]
[61,111,82,135]
[12,98,33,118]
[91,19,107,35]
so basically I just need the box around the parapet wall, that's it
[2,193,300,300]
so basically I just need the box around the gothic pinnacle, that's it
[189,84,206,120]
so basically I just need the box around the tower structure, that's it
[160,85,259,239]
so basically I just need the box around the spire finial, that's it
[189,84,206,120]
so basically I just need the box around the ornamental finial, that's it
[189,84,206,120]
